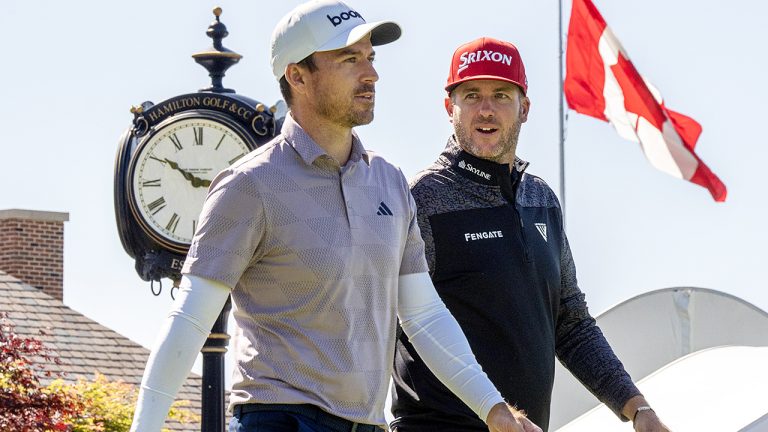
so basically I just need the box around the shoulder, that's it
[364,149,402,171]
[408,163,458,218]
[363,149,411,188]
[208,135,296,194]
[409,162,451,196]
[230,135,290,171]
[518,172,561,209]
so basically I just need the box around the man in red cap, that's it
[390,37,670,432]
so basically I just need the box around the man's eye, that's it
[496,93,510,99]
[345,57,357,63]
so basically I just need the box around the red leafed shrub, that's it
[0,313,82,431]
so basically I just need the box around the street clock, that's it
[114,7,284,283]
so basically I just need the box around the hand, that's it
[486,402,543,432]
[623,396,671,432]
[633,409,671,432]
[164,158,211,188]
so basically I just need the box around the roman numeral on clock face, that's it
[169,133,183,150]
[147,197,166,215]
[194,127,204,146]
[149,155,166,164]
[215,134,226,150]
[142,179,161,187]
[166,213,180,233]
[229,153,245,165]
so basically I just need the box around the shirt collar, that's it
[281,112,369,167]
[439,135,529,185]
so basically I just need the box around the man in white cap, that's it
[130,3,541,432]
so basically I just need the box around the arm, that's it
[552,199,669,431]
[130,275,230,432]
[556,232,668,431]
[554,233,641,420]
[397,272,541,432]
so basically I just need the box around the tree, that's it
[0,314,82,431]
[48,373,199,432]
[1,314,199,432]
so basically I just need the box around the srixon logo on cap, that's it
[458,50,514,73]
[327,10,364,27]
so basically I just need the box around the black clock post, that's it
[114,8,283,432]
[192,9,236,432]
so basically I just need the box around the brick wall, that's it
[0,209,69,301]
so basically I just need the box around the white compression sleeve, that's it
[130,275,230,432]
[397,272,505,422]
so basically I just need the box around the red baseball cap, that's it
[445,37,527,94]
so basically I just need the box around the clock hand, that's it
[189,176,212,188]
[164,158,197,184]
[165,158,211,188]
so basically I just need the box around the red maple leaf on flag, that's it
[564,0,726,201]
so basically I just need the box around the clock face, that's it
[129,116,250,249]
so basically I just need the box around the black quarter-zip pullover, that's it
[391,137,640,432]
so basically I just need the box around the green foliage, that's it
[167,399,201,430]
[48,373,133,432]
[49,373,200,432]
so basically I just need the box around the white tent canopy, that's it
[551,287,768,430]
[555,345,768,431]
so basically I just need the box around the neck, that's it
[290,108,353,165]
[455,140,517,172]
[495,152,517,171]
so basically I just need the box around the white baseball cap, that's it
[270,0,402,80]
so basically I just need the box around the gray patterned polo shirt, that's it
[182,114,428,426]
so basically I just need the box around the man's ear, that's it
[519,96,531,124]
[444,97,453,116]
[285,63,308,96]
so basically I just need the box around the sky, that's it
[1,0,766,392]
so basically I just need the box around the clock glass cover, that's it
[129,116,250,248]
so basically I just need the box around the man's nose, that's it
[477,97,495,117]
[361,59,379,83]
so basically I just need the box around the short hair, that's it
[279,54,318,107]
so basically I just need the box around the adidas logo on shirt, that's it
[376,202,393,216]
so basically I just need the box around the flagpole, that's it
[558,0,567,225]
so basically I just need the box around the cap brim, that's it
[316,20,401,52]
[445,75,527,94]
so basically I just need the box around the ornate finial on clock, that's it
[192,7,242,94]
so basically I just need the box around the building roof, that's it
[0,270,202,431]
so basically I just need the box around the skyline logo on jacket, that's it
[457,159,491,180]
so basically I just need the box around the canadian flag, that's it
[564,0,726,202]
